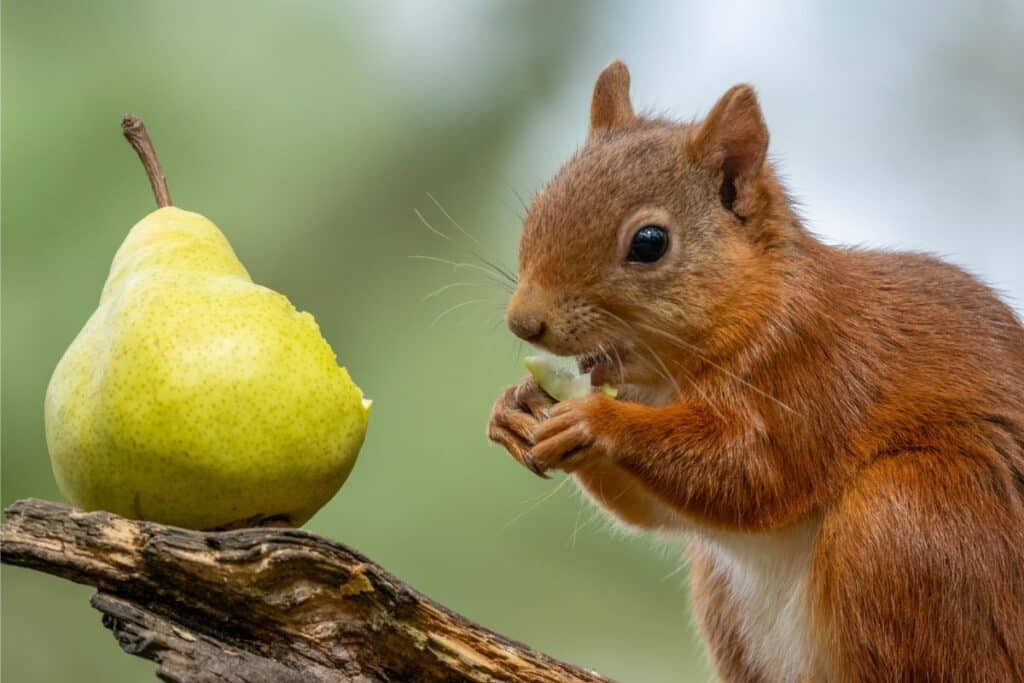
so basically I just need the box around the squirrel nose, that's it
[508,315,546,342]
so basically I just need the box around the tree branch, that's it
[1,498,611,683]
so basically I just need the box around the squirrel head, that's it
[508,61,795,389]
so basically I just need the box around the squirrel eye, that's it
[626,225,669,263]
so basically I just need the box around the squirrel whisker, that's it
[636,321,799,416]
[421,281,487,302]
[594,306,687,401]
[419,195,519,287]
[407,255,514,293]
[501,474,573,531]
[430,298,493,327]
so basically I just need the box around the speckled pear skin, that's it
[44,207,370,529]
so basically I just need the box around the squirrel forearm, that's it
[606,400,808,529]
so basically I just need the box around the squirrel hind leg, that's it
[809,447,1024,682]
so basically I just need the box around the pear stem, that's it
[121,114,173,208]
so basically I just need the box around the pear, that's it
[524,353,618,402]
[44,116,370,529]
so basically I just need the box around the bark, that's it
[1,498,612,683]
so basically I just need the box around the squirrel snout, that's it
[508,314,546,343]
[507,285,549,342]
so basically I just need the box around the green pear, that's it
[524,353,618,402]
[45,206,370,529]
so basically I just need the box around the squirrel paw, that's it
[529,394,615,475]
[487,378,556,477]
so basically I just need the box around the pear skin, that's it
[45,207,370,529]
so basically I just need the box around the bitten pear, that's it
[45,206,370,529]
[524,353,617,402]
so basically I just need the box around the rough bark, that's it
[1,498,612,683]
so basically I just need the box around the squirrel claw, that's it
[523,453,549,479]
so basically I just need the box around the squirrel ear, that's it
[589,60,635,137]
[689,84,769,217]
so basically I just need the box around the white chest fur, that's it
[592,382,821,679]
[697,518,821,683]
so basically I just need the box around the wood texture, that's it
[1,498,612,683]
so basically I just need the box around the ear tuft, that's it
[689,84,769,217]
[589,60,635,137]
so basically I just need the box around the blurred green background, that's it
[1,2,705,681]
[4,2,1022,682]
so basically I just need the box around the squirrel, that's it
[487,60,1024,682]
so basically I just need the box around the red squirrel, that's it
[488,61,1024,682]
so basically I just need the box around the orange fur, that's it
[488,60,1024,681]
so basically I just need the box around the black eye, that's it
[626,225,669,263]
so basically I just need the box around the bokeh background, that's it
[3,2,1023,681]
